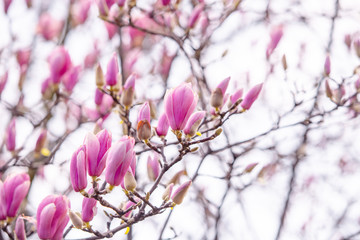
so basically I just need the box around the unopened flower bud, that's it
[172,180,192,205]
[147,153,160,181]
[188,4,204,29]
[215,128,222,136]
[121,73,136,108]
[210,77,230,109]
[241,83,263,110]
[95,64,104,88]
[345,34,352,50]
[325,79,333,99]
[82,188,97,223]
[69,210,83,229]
[324,55,331,76]
[5,118,16,152]
[244,163,258,173]
[106,53,119,87]
[162,183,174,202]
[137,102,152,141]
[14,217,26,240]
[156,113,169,137]
[282,54,287,70]
[184,111,206,138]
[168,170,187,185]
[124,171,137,192]
[34,129,47,157]
[149,100,157,119]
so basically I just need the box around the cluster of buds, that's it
[210,77,263,114]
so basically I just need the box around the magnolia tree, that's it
[1,0,360,239]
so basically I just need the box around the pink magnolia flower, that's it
[266,25,283,59]
[230,88,243,105]
[147,153,160,181]
[81,188,97,223]
[37,13,64,41]
[0,71,8,95]
[172,180,192,205]
[105,136,135,187]
[48,47,72,84]
[188,4,204,29]
[183,111,206,137]
[164,83,198,131]
[36,195,70,240]
[5,118,16,152]
[241,83,263,110]
[85,129,112,177]
[0,181,6,220]
[4,172,30,217]
[70,145,88,192]
[105,53,119,87]
[324,55,331,76]
[155,113,169,137]
[3,0,12,13]
[71,0,91,26]
[62,65,81,92]
[16,49,31,71]
[137,102,152,141]
[15,217,26,240]
[121,73,136,108]
[210,77,230,109]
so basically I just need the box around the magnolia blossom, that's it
[156,113,169,137]
[37,13,63,41]
[70,145,87,192]
[164,83,198,131]
[85,129,112,177]
[266,25,283,58]
[4,173,30,217]
[241,83,263,110]
[48,47,72,84]
[71,0,91,26]
[81,188,97,223]
[105,53,119,87]
[36,195,70,240]
[105,136,136,187]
